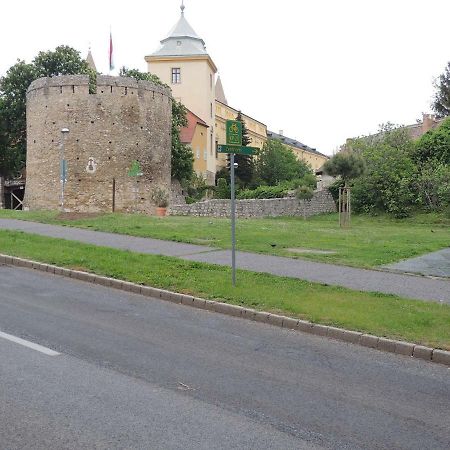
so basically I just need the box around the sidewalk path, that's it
[1,218,449,304]
[383,248,450,278]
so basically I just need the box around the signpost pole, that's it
[60,128,69,212]
[223,119,256,287]
[230,152,236,287]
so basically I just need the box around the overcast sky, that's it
[1,0,449,155]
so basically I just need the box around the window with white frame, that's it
[171,68,181,84]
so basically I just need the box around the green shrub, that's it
[352,144,418,218]
[414,117,450,165]
[182,173,210,202]
[295,185,314,200]
[214,178,230,199]
[288,173,317,190]
[237,185,288,199]
[327,179,344,205]
[414,162,450,210]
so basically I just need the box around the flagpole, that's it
[109,26,114,74]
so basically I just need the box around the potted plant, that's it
[151,188,169,217]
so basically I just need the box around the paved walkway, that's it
[1,218,449,304]
[384,248,450,278]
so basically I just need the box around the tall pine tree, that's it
[433,61,450,118]
[233,110,253,187]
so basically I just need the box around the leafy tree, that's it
[34,46,95,83]
[0,61,37,177]
[323,152,365,186]
[414,117,450,165]
[338,123,450,216]
[433,62,450,117]
[412,119,450,210]
[255,139,312,186]
[350,128,417,217]
[119,67,167,87]
[0,46,94,177]
[120,67,193,182]
[234,111,251,148]
[171,99,194,181]
[414,162,450,210]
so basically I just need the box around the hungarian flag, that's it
[109,31,114,71]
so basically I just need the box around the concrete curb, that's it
[2,253,449,367]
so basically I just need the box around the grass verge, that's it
[0,210,449,268]
[1,229,449,350]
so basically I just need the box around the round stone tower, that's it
[24,75,172,213]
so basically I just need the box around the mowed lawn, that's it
[1,210,449,268]
[1,229,450,350]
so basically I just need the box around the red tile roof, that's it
[180,109,208,144]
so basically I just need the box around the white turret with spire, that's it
[150,1,208,58]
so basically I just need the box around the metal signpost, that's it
[60,128,69,212]
[223,120,258,286]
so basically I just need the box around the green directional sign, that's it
[217,144,257,155]
[226,120,242,146]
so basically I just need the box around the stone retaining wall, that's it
[170,190,336,218]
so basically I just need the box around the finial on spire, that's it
[181,0,185,14]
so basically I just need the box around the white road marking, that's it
[0,330,60,356]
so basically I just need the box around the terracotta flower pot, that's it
[156,207,167,217]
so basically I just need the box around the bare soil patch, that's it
[287,248,336,255]
[57,212,104,221]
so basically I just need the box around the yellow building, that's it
[145,4,268,184]
[267,131,329,172]
[180,109,208,176]
[145,4,217,184]
[145,4,324,182]
[215,98,267,170]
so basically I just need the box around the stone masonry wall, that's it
[24,75,172,213]
[170,190,336,218]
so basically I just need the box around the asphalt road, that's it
[0,218,449,303]
[0,265,449,450]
